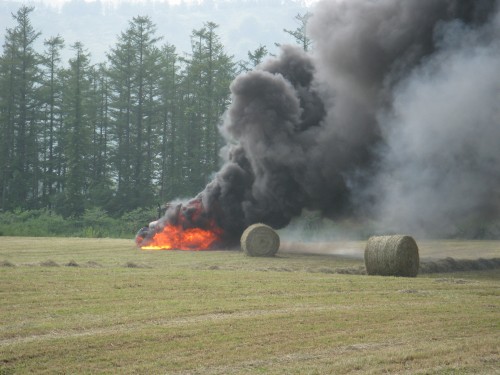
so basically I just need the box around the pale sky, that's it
[18,0,321,9]
[2,0,322,61]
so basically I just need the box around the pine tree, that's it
[239,44,268,72]
[106,16,162,213]
[60,42,93,217]
[157,43,182,201]
[87,63,114,209]
[0,6,42,210]
[283,13,312,51]
[40,35,64,210]
[181,22,235,195]
[107,28,135,213]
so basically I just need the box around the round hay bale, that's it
[364,235,419,277]
[241,223,280,257]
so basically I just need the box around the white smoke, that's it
[371,15,500,237]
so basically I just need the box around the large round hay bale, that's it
[241,223,280,257]
[364,235,419,277]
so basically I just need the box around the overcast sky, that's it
[6,0,320,10]
[1,0,319,62]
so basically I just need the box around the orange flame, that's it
[141,223,223,251]
[139,198,225,251]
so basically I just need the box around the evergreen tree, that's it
[181,22,235,195]
[106,16,162,213]
[0,6,42,210]
[107,28,135,213]
[40,35,64,210]
[157,43,182,201]
[87,63,114,209]
[239,44,268,72]
[130,17,162,207]
[60,42,93,217]
[283,12,312,51]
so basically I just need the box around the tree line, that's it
[0,6,310,225]
[0,6,238,219]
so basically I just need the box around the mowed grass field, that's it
[0,237,499,374]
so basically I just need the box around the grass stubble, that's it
[0,237,499,374]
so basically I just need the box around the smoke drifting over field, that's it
[164,0,500,243]
[308,0,500,237]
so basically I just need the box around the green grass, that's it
[0,237,499,374]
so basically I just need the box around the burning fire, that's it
[139,199,224,251]
[141,224,223,250]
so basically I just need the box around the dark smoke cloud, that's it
[170,0,500,241]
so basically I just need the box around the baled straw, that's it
[364,235,419,277]
[241,223,280,257]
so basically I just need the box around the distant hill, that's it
[0,0,312,64]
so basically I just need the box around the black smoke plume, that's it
[162,0,500,242]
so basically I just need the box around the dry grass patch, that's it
[0,260,16,267]
[0,237,499,374]
[39,259,59,267]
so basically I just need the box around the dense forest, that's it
[0,6,309,237]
